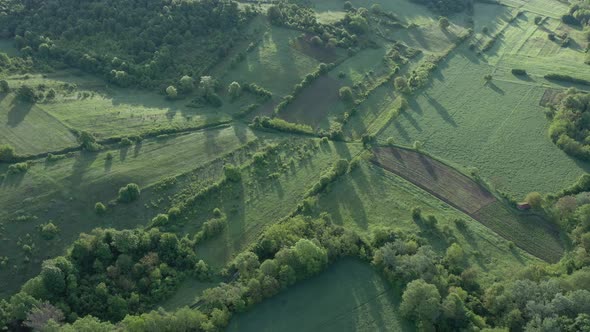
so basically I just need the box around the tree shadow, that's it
[425,94,457,127]
[66,151,98,187]
[399,109,422,131]
[485,81,504,95]
[119,146,129,161]
[104,157,113,173]
[6,99,34,127]
[133,141,143,157]
[1,170,26,188]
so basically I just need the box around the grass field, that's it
[312,161,541,285]
[372,146,563,262]
[191,140,364,268]
[227,259,413,332]
[377,47,590,198]
[0,125,261,298]
[221,26,322,97]
[0,92,78,155]
[485,13,590,83]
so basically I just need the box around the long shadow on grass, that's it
[67,151,98,187]
[424,94,457,127]
[456,224,489,270]
[399,109,422,131]
[6,99,33,127]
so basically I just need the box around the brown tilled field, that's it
[372,146,496,214]
[372,146,564,263]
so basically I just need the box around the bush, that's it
[151,214,169,227]
[511,69,527,76]
[94,202,107,215]
[339,86,354,103]
[224,165,241,182]
[40,222,59,240]
[117,183,141,203]
[166,85,178,99]
[0,144,15,162]
[0,80,9,93]
[8,162,29,174]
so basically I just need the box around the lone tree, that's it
[166,85,178,99]
[228,81,241,100]
[439,17,450,30]
[339,86,354,104]
[179,75,194,94]
[117,183,141,203]
[17,85,37,102]
[525,192,543,209]
[0,144,15,161]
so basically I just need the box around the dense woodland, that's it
[1,0,590,331]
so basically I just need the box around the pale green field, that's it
[378,48,589,197]
[0,93,78,155]
[485,13,590,82]
[222,26,321,97]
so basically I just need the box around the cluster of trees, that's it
[410,0,468,15]
[562,2,590,26]
[250,116,315,135]
[547,89,590,160]
[6,0,255,88]
[266,3,361,49]
[0,228,203,327]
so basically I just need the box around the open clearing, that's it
[227,259,412,332]
[222,26,321,97]
[372,146,563,263]
[377,47,589,198]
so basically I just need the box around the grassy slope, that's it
[0,125,260,298]
[312,162,540,286]
[227,258,413,332]
[193,141,364,268]
[377,47,589,198]
[0,93,78,155]
[222,26,321,97]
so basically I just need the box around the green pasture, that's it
[377,48,589,198]
[227,258,413,332]
[312,162,541,285]
[192,140,364,268]
[0,125,259,298]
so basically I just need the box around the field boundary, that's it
[371,145,563,262]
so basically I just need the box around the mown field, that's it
[227,259,413,332]
[377,46,589,198]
